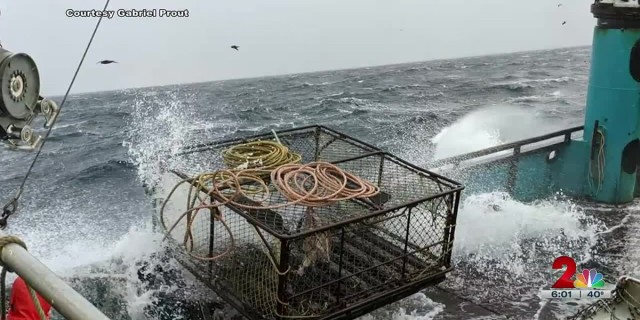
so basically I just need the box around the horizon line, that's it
[46,44,591,98]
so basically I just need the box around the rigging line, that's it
[6,0,110,206]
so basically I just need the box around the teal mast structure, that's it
[585,0,640,204]
[432,1,640,206]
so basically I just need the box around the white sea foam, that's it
[430,104,565,160]
[356,293,445,320]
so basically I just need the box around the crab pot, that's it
[155,125,463,320]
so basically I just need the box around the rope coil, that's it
[161,161,380,262]
[588,129,605,196]
[272,162,379,206]
[222,140,302,172]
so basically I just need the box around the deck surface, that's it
[423,286,506,320]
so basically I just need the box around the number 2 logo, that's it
[551,256,576,288]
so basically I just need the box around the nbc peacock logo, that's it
[574,269,605,289]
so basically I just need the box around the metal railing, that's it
[0,230,110,320]
[427,125,585,168]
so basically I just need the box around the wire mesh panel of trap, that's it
[162,126,463,319]
[163,180,461,319]
[280,191,460,319]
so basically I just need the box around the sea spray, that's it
[430,104,566,160]
[440,191,605,316]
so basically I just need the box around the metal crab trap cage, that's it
[153,125,464,320]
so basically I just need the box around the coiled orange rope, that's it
[160,161,380,262]
[272,162,379,206]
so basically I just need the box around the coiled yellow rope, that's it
[200,139,303,196]
[222,140,302,172]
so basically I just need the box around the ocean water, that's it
[0,45,636,319]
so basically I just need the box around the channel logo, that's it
[540,255,612,299]
[551,256,605,289]
[574,269,605,289]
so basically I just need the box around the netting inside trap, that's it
[160,126,461,319]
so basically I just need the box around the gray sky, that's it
[1,0,593,95]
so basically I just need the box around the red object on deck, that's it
[7,277,51,320]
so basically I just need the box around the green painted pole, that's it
[583,1,640,204]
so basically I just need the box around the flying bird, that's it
[97,60,117,65]
[558,3,562,7]
[562,21,567,25]
[231,45,239,51]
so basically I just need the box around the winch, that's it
[0,48,59,150]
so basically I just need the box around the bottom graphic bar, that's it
[539,289,613,299]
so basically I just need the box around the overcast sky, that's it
[1,0,593,95]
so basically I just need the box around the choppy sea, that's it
[1,45,637,320]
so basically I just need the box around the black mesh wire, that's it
[158,126,462,319]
